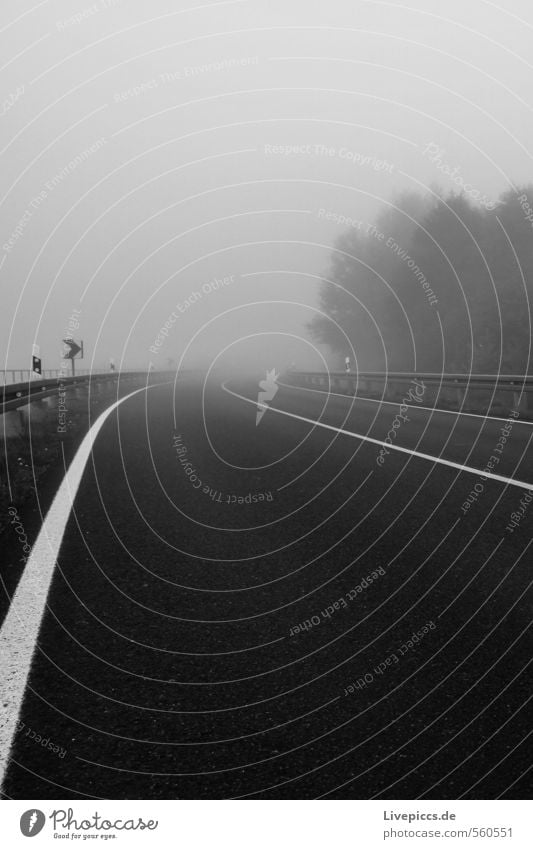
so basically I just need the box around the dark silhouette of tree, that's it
[311,186,533,375]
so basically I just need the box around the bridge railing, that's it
[283,370,533,419]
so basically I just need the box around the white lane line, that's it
[277,379,533,427]
[222,383,533,492]
[0,384,158,788]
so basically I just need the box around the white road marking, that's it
[0,384,157,788]
[222,383,533,492]
[277,379,533,427]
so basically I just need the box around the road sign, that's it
[63,338,82,359]
[32,356,42,375]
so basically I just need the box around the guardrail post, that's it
[1,410,25,438]
[513,390,528,415]
[18,401,48,431]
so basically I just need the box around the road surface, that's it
[0,374,531,799]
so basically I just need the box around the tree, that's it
[312,187,533,375]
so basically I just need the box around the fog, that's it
[1,0,532,377]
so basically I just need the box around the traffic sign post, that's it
[63,338,83,376]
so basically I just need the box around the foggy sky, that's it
[1,0,533,375]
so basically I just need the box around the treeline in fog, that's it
[310,188,533,375]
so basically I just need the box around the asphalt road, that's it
[1,374,531,799]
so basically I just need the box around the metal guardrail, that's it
[284,370,533,416]
[0,368,93,385]
[286,370,533,386]
[0,371,159,414]
[0,367,161,385]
